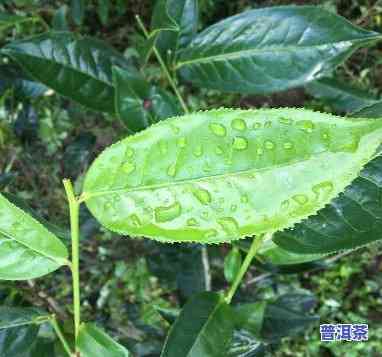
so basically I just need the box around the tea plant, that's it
[1,1,382,356]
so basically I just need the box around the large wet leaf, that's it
[84,108,382,244]
[161,292,234,357]
[176,6,382,94]
[77,323,130,357]
[0,193,68,280]
[273,107,382,254]
[151,0,198,57]
[2,32,131,113]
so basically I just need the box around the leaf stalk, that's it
[63,179,81,347]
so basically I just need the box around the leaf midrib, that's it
[84,151,336,200]
[5,50,112,89]
[176,35,381,68]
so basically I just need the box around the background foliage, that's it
[1,0,382,356]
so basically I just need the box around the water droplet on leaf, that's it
[122,162,136,174]
[292,194,308,205]
[155,202,181,223]
[209,123,227,137]
[192,188,212,205]
[233,137,248,150]
[231,118,247,131]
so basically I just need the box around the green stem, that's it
[63,179,81,345]
[225,234,266,304]
[135,14,189,114]
[50,315,73,357]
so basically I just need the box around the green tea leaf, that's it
[0,324,39,356]
[151,0,198,57]
[351,100,382,117]
[84,108,382,244]
[0,13,30,32]
[306,77,380,113]
[3,32,132,114]
[97,0,110,26]
[0,193,68,280]
[224,247,242,283]
[233,302,267,338]
[261,293,318,341]
[273,106,382,255]
[113,66,181,132]
[77,323,130,357]
[0,307,50,329]
[161,292,234,357]
[71,0,85,26]
[228,330,266,357]
[176,6,382,94]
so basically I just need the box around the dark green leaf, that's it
[224,247,242,283]
[351,100,382,117]
[0,307,50,329]
[0,13,29,31]
[161,292,234,357]
[177,6,382,94]
[113,66,181,132]
[13,103,38,142]
[151,0,198,57]
[97,0,110,26]
[77,323,130,357]
[63,132,96,179]
[261,293,319,341]
[233,302,267,338]
[146,243,208,300]
[84,108,382,244]
[0,193,69,280]
[228,330,266,357]
[3,32,132,114]
[155,306,179,325]
[71,0,85,26]
[52,5,69,31]
[306,77,380,113]
[0,324,39,356]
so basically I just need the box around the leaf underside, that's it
[84,108,382,244]
[0,193,68,280]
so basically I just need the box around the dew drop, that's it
[231,204,237,212]
[126,148,134,158]
[155,202,181,223]
[167,163,177,177]
[122,162,136,174]
[217,217,239,235]
[192,188,212,205]
[187,218,198,226]
[231,118,247,131]
[159,141,168,155]
[280,200,290,210]
[241,195,249,203]
[128,214,141,227]
[292,194,309,205]
[279,117,293,125]
[264,121,272,128]
[283,141,294,149]
[209,123,227,137]
[257,147,264,155]
[233,137,248,150]
[104,201,113,210]
[297,120,315,133]
[321,132,329,140]
[201,211,209,219]
[193,145,203,157]
[171,125,180,134]
[253,122,262,129]
[312,181,334,199]
[215,146,224,155]
[177,137,187,148]
[264,140,275,150]
[204,229,218,239]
